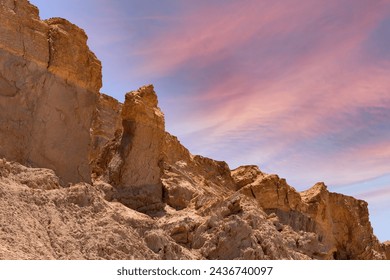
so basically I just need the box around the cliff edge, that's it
[0,0,387,260]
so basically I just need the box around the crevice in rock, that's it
[47,28,54,70]
[249,187,256,199]
[118,119,135,161]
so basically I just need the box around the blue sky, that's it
[29,0,390,242]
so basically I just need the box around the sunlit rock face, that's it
[0,0,387,260]
[0,0,101,184]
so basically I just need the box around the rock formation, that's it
[0,0,101,184]
[92,85,166,212]
[384,242,390,259]
[0,0,388,260]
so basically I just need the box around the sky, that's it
[29,0,390,242]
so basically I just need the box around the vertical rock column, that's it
[99,85,165,212]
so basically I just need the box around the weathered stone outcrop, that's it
[0,0,48,66]
[93,85,165,212]
[91,85,236,213]
[384,241,390,259]
[90,93,122,164]
[233,168,385,259]
[0,158,195,260]
[0,0,387,260]
[161,133,236,210]
[46,17,102,92]
[302,183,384,259]
[0,0,101,184]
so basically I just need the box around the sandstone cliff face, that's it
[235,169,384,259]
[384,242,390,259]
[92,85,165,212]
[0,0,101,184]
[0,0,388,260]
[90,93,122,164]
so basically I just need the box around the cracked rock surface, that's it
[0,0,388,260]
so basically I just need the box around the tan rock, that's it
[384,241,390,260]
[46,17,102,92]
[0,0,101,184]
[239,173,303,212]
[0,0,48,67]
[0,158,60,190]
[188,195,312,260]
[0,159,152,259]
[119,85,164,187]
[0,0,387,261]
[144,229,195,259]
[236,167,386,259]
[93,85,165,212]
[161,133,236,210]
[0,1,102,90]
[302,183,385,259]
[231,165,264,190]
[90,93,122,167]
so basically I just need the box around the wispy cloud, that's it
[134,0,390,189]
[132,0,388,75]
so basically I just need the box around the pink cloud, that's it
[114,0,390,188]
[132,0,388,77]
[314,144,390,186]
[355,185,390,209]
[132,0,339,77]
[175,60,390,155]
[151,1,388,120]
[359,187,390,200]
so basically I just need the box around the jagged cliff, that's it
[0,0,388,260]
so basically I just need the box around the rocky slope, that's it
[0,0,388,260]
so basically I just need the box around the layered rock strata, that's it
[0,0,388,260]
